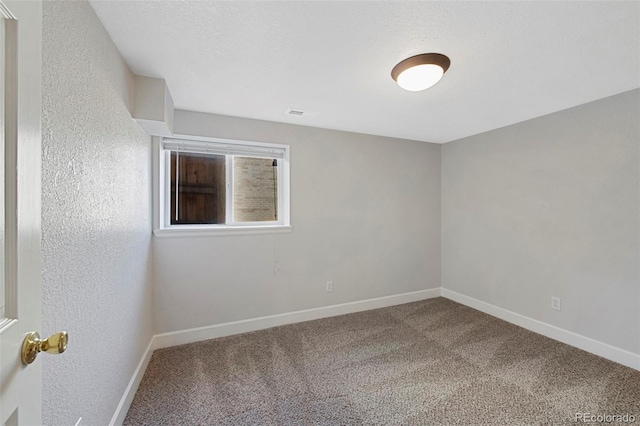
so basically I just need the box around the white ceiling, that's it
[89,1,639,143]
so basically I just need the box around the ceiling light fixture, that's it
[391,53,451,92]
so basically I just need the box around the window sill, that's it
[153,225,293,238]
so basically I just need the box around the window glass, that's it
[233,157,278,222]
[170,152,226,224]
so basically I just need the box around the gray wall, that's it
[442,89,640,354]
[42,2,153,424]
[153,110,441,333]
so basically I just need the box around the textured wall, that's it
[154,111,441,333]
[41,2,153,425]
[442,89,640,354]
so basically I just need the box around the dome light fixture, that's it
[391,53,451,92]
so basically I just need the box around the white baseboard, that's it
[109,338,155,426]
[153,288,441,349]
[441,288,640,371]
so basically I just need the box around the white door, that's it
[0,1,44,425]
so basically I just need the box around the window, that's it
[155,137,290,236]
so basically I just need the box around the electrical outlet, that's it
[551,296,561,311]
[326,281,333,293]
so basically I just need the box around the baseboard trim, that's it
[441,288,640,371]
[109,337,155,426]
[154,288,441,350]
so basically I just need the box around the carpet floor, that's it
[124,298,640,425]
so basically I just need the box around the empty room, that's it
[0,1,638,425]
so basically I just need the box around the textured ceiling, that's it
[89,1,639,143]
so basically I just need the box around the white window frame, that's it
[152,135,291,238]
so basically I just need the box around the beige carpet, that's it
[124,298,640,425]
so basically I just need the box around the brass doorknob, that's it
[21,331,68,365]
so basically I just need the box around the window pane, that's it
[233,157,278,222]
[170,152,225,224]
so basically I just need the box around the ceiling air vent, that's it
[285,108,319,118]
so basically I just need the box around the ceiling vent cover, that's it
[286,108,319,118]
